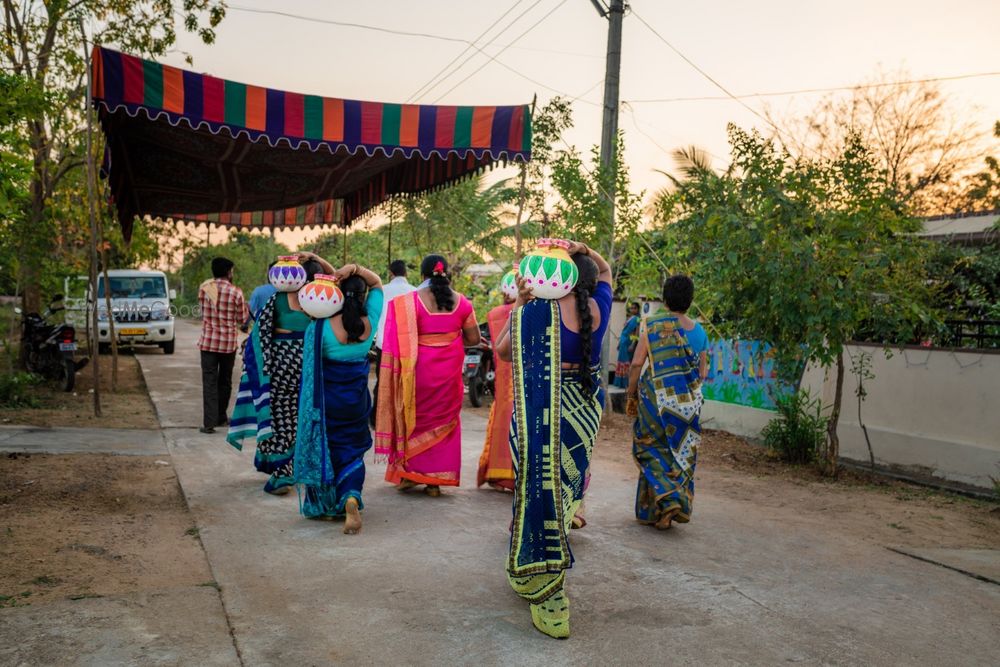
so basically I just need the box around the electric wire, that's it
[406,0,536,103]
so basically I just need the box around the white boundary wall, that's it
[799,344,1000,490]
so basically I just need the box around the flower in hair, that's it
[432,260,447,277]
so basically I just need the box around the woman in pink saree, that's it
[375,255,480,496]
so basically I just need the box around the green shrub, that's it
[0,371,42,408]
[762,389,828,464]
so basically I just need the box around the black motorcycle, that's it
[17,294,89,392]
[464,322,494,408]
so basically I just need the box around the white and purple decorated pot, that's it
[298,274,344,319]
[268,256,308,292]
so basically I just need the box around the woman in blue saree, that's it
[613,301,640,388]
[496,240,612,639]
[626,275,704,530]
[295,264,382,534]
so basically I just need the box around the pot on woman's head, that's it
[518,238,579,300]
[500,270,519,301]
[269,256,308,292]
[298,274,344,319]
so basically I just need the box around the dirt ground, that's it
[0,453,212,608]
[595,410,1000,550]
[0,352,158,429]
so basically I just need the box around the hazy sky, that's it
[162,0,1000,247]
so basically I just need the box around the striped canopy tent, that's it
[90,46,532,241]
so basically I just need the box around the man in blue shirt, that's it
[242,261,278,331]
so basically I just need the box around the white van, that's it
[74,270,177,354]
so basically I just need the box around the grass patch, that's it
[0,372,42,408]
[26,575,61,587]
[184,526,200,537]
[197,580,220,591]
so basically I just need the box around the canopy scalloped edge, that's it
[94,100,529,165]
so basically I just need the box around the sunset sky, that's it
[163,0,1000,248]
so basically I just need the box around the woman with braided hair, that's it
[375,254,480,496]
[495,240,613,639]
[293,263,382,534]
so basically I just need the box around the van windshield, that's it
[98,276,167,299]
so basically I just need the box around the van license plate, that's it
[58,342,76,351]
[120,328,146,336]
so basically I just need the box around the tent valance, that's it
[91,46,532,240]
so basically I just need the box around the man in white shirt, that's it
[371,260,416,425]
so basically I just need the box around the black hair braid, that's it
[575,284,595,394]
[338,275,368,343]
[571,253,600,395]
[421,254,454,311]
[429,275,454,311]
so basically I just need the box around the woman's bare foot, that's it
[655,509,678,531]
[397,479,417,492]
[343,497,362,535]
[425,485,441,497]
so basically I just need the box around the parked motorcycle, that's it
[16,294,89,392]
[464,322,494,408]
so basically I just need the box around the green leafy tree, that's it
[175,232,290,307]
[962,120,1000,211]
[1,0,226,310]
[654,125,935,473]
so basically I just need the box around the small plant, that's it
[762,389,829,464]
[0,371,42,408]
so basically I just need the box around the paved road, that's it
[136,320,1000,666]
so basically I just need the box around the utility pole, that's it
[596,0,624,257]
[593,0,625,385]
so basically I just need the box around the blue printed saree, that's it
[632,311,703,525]
[294,319,372,518]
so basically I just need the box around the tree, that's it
[174,232,291,306]
[962,120,1000,211]
[767,69,983,216]
[654,125,935,473]
[1,0,226,311]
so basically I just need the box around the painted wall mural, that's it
[701,339,795,410]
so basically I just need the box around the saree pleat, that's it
[632,313,703,524]
[507,300,604,604]
[295,320,371,518]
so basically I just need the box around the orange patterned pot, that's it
[298,274,344,319]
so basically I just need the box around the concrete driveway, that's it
[135,319,1000,666]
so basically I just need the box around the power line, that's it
[409,1,543,103]
[226,4,596,60]
[629,7,818,157]
[624,71,1000,104]
[431,0,571,103]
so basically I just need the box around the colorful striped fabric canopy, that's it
[91,46,532,240]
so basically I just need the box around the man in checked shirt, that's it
[197,257,249,434]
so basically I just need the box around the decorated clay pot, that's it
[268,256,308,292]
[500,270,519,300]
[518,238,579,300]
[298,274,344,319]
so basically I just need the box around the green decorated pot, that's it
[500,270,519,300]
[518,238,578,300]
